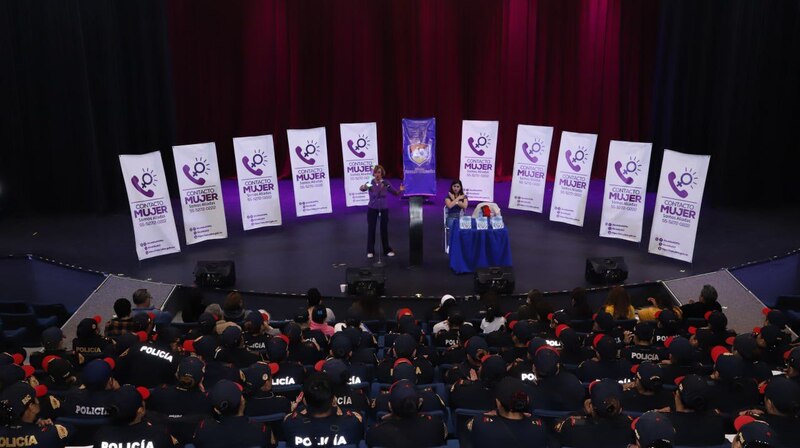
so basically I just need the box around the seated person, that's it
[466,377,548,448]
[366,380,448,448]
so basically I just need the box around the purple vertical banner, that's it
[402,118,437,196]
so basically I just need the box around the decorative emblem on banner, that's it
[242,149,267,176]
[522,139,545,164]
[565,145,591,172]
[131,168,157,198]
[614,157,642,185]
[182,157,210,186]
[295,141,319,165]
[668,168,698,198]
[408,142,431,166]
[468,133,492,156]
[347,134,370,158]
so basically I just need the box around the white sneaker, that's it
[387,251,396,257]
[367,253,374,259]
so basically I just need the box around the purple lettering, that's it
[660,204,696,218]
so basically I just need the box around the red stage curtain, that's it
[166,0,659,181]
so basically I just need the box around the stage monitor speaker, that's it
[345,267,386,296]
[585,257,628,285]
[474,266,515,294]
[194,260,236,288]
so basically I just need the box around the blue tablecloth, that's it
[449,219,512,273]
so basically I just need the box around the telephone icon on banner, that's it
[347,139,366,158]
[468,136,486,156]
[296,145,317,165]
[131,174,155,198]
[242,155,264,176]
[522,142,539,164]
[668,171,690,199]
[614,161,634,185]
[565,149,584,172]
[182,164,207,186]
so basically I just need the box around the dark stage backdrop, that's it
[2,0,800,214]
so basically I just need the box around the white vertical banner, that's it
[172,142,228,244]
[458,120,499,202]
[287,127,332,217]
[648,149,710,262]
[508,124,554,213]
[599,140,652,242]
[119,151,181,260]
[340,122,379,207]
[549,131,598,226]
[233,134,282,230]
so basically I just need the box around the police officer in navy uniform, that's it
[242,361,291,417]
[92,385,177,447]
[450,355,508,411]
[328,332,374,385]
[266,335,306,388]
[755,325,791,369]
[285,321,327,366]
[621,362,672,413]
[529,347,586,412]
[282,372,364,447]
[652,309,680,346]
[730,333,772,382]
[29,327,80,371]
[71,316,115,364]
[318,359,370,415]
[658,336,704,384]
[554,324,594,366]
[376,334,434,384]
[366,380,447,448]
[577,334,633,382]
[785,346,800,386]
[622,321,668,365]
[466,377,548,448]
[731,416,776,448]
[190,335,241,390]
[374,362,446,414]
[147,356,213,444]
[500,320,536,363]
[706,346,760,416]
[37,356,79,396]
[0,382,69,447]
[555,378,633,448]
[751,376,800,447]
[115,324,181,388]
[220,325,261,369]
[61,358,119,419]
[194,379,276,447]
[631,411,676,448]
[243,310,272,354]
[663,374,726,446]
[444,335,489,384]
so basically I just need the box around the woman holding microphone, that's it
[360,164,404,258]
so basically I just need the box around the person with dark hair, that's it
[466,376,547,447]
[242,311,271,354]
[0,382,69,447]
[318,359,370,414]
[310,305,335,337]
[621,363,673,413]
[729,333,772,382]
[147,356,213,444]
[706,346,760,416]
[266,335,305,387]
[366,379,448,448]
[652,309,681,346]
[444,335,489,384]
[621,321,668,365]
[285,320,326,366]
[658,336,705,384]
[631,411,676,448]
[577,334,633,382]
[92,385,176,447]
[359,164,405,258]
[104,298,136,338]
[445,179,468,229]
[567,287,593,320]
[679,284,721,320]
[115,324,181,388]
[433,309,469,345]
[306,287,336,323]
[282,372,364,447]
[221,291,250,323]
[637,295,683,322]
[480,302,506,334]
[29,326,79,370]
[61,358,119,418]
[555,324,595,366]
[429,294,457,322]
[556,378,633,447]
[527,346,586,411]
[603,285,635,320]
[242,361,291,417]
[663,374,726,446]
[194,380,276,447]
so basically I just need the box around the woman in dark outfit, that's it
[360,164,404,258]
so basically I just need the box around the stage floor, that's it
[1,179,798,298]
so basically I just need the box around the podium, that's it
[408,196,424,266]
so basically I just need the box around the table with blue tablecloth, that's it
[448,219,512,273]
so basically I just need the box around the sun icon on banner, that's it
[355,134,370,151]
[191,157,211,177]
[677,168,698,189]
[140,168,158,188]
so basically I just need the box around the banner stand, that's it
[408,196,424,266]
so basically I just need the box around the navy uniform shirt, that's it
[148,385,213,417]
[71,336,115,364]
[619,388,673,413]
[333,387,370,415]
[366,413,447,448]
[444,361,481,384]
[467,412,548,448]
[577,359,634,382]
[194,415,275,448]
[500,346,528,364]
[272,361,306,387]
[449,381,496,411]
[244,391,292,417]
[556,414,633,448]
[29,349,80,371]
[761,414,800,448]
[0,422,69,448]
[376,357,434,384]
[665,411,726,446]
[282,407,364,447]
[244,333,271,354]
[620,345,668,364]
[374,387,446,414]
[530,371,586,411]
[93,421,176,448]
[61,388,114,418]
[288,341,326,366]
[201,361,242,390]
[115,342,180,388]
[229,346,262,369]
[707,378,761,415]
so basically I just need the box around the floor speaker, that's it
[345,267,386,296]
[194,260,236,287]
[474,266,515,294]
[585,257,628,285]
